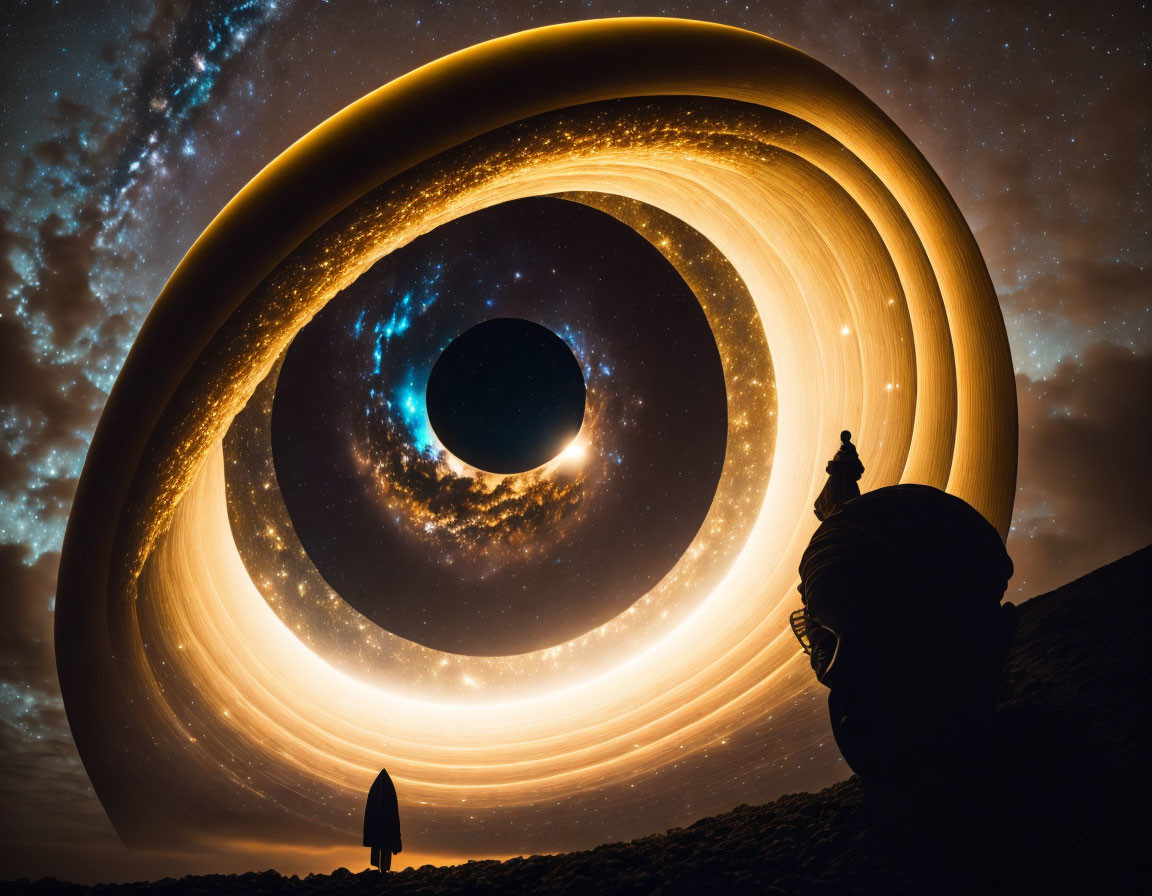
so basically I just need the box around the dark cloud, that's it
[0,709,118,884]
[1012,258,1151,333]
[0,99,114,503]
[970,62,1150,299]
[20,99,108,202]
[0,211,20,296]
[1009,344,1152,599]
[0,545,58,688]
[0,0,275,512]
[0,547,113,871]
[32,214,103,347]
[0,5,297,877]
[1069,68,1151,231]
[0,315,104,493]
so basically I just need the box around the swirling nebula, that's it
[56,19,1015,857]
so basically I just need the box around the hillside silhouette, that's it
[7,545,1148,894]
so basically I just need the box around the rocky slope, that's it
[8,545,1149,894]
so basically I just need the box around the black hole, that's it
[426,318,586,474]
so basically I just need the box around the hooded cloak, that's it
[363,767,402,855]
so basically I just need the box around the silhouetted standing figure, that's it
[364,767,402,871]
[813,430,864,521]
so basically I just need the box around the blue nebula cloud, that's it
[355,264,443,457]
[393,374,439,455]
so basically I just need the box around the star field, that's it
[0,0,1147,884]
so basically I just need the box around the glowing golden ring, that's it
[57,18,1015,851]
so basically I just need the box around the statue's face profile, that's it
[802,563,1017,783]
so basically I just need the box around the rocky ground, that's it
[8,545,1149,895]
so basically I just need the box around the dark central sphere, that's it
[426,318,586,473]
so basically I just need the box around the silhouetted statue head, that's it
[794,484,1017,786]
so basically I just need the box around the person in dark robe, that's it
[813,430,865,520]
[363,767,402,871]
[792,478,1017,787]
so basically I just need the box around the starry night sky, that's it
[1,0,1148,883]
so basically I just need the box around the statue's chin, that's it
[831,698,996,788]
[830,714,880,779]
[830,691,937,782]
